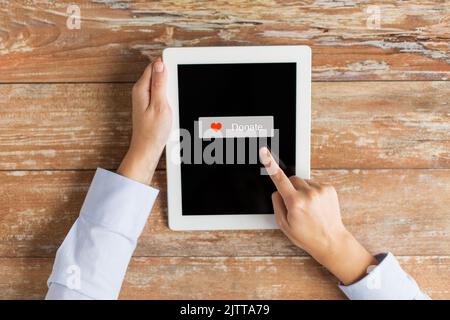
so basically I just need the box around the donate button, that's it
[198,116,274,139]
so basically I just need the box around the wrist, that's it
[117,146,160,185]
[314,228,377,285]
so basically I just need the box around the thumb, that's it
[149,59,168,108]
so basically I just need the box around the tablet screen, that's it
[177,63,296,215]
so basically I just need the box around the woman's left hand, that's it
[117,58,172,185]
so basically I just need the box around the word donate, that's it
[199,116,274,139]
[231,123,263,131]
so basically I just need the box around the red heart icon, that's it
[210,122,222,131]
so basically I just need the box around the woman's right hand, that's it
[259,147,377,285]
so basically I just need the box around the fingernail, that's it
[259,147,271,165]
[154,61,164,73]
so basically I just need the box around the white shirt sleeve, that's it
[339,252,430,300]
[45,168,158,300]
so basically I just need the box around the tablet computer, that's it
[163,45,311,230]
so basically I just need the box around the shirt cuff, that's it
[47,168,159,300]
[46,283,92,300]
[80,168,159,241]
[339,252,429,300]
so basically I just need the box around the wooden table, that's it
[0,1,449,300]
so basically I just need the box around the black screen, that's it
[178,63,296,215]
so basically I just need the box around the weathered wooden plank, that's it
[313,81,450,169]
[0,84,132,170]
[0,256,448,299]
[0,82,448,170]
[1,169,449,257]
[0,1,448,82]
[123,256,450,300]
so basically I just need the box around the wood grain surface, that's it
[1,169,449,258]
[1,256,449,300]
[0,1,449,82]
[0,81,449,170]
[0,0,448,300]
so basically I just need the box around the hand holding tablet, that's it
[117,59,172,185]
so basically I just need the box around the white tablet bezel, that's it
[163,45,311,231]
